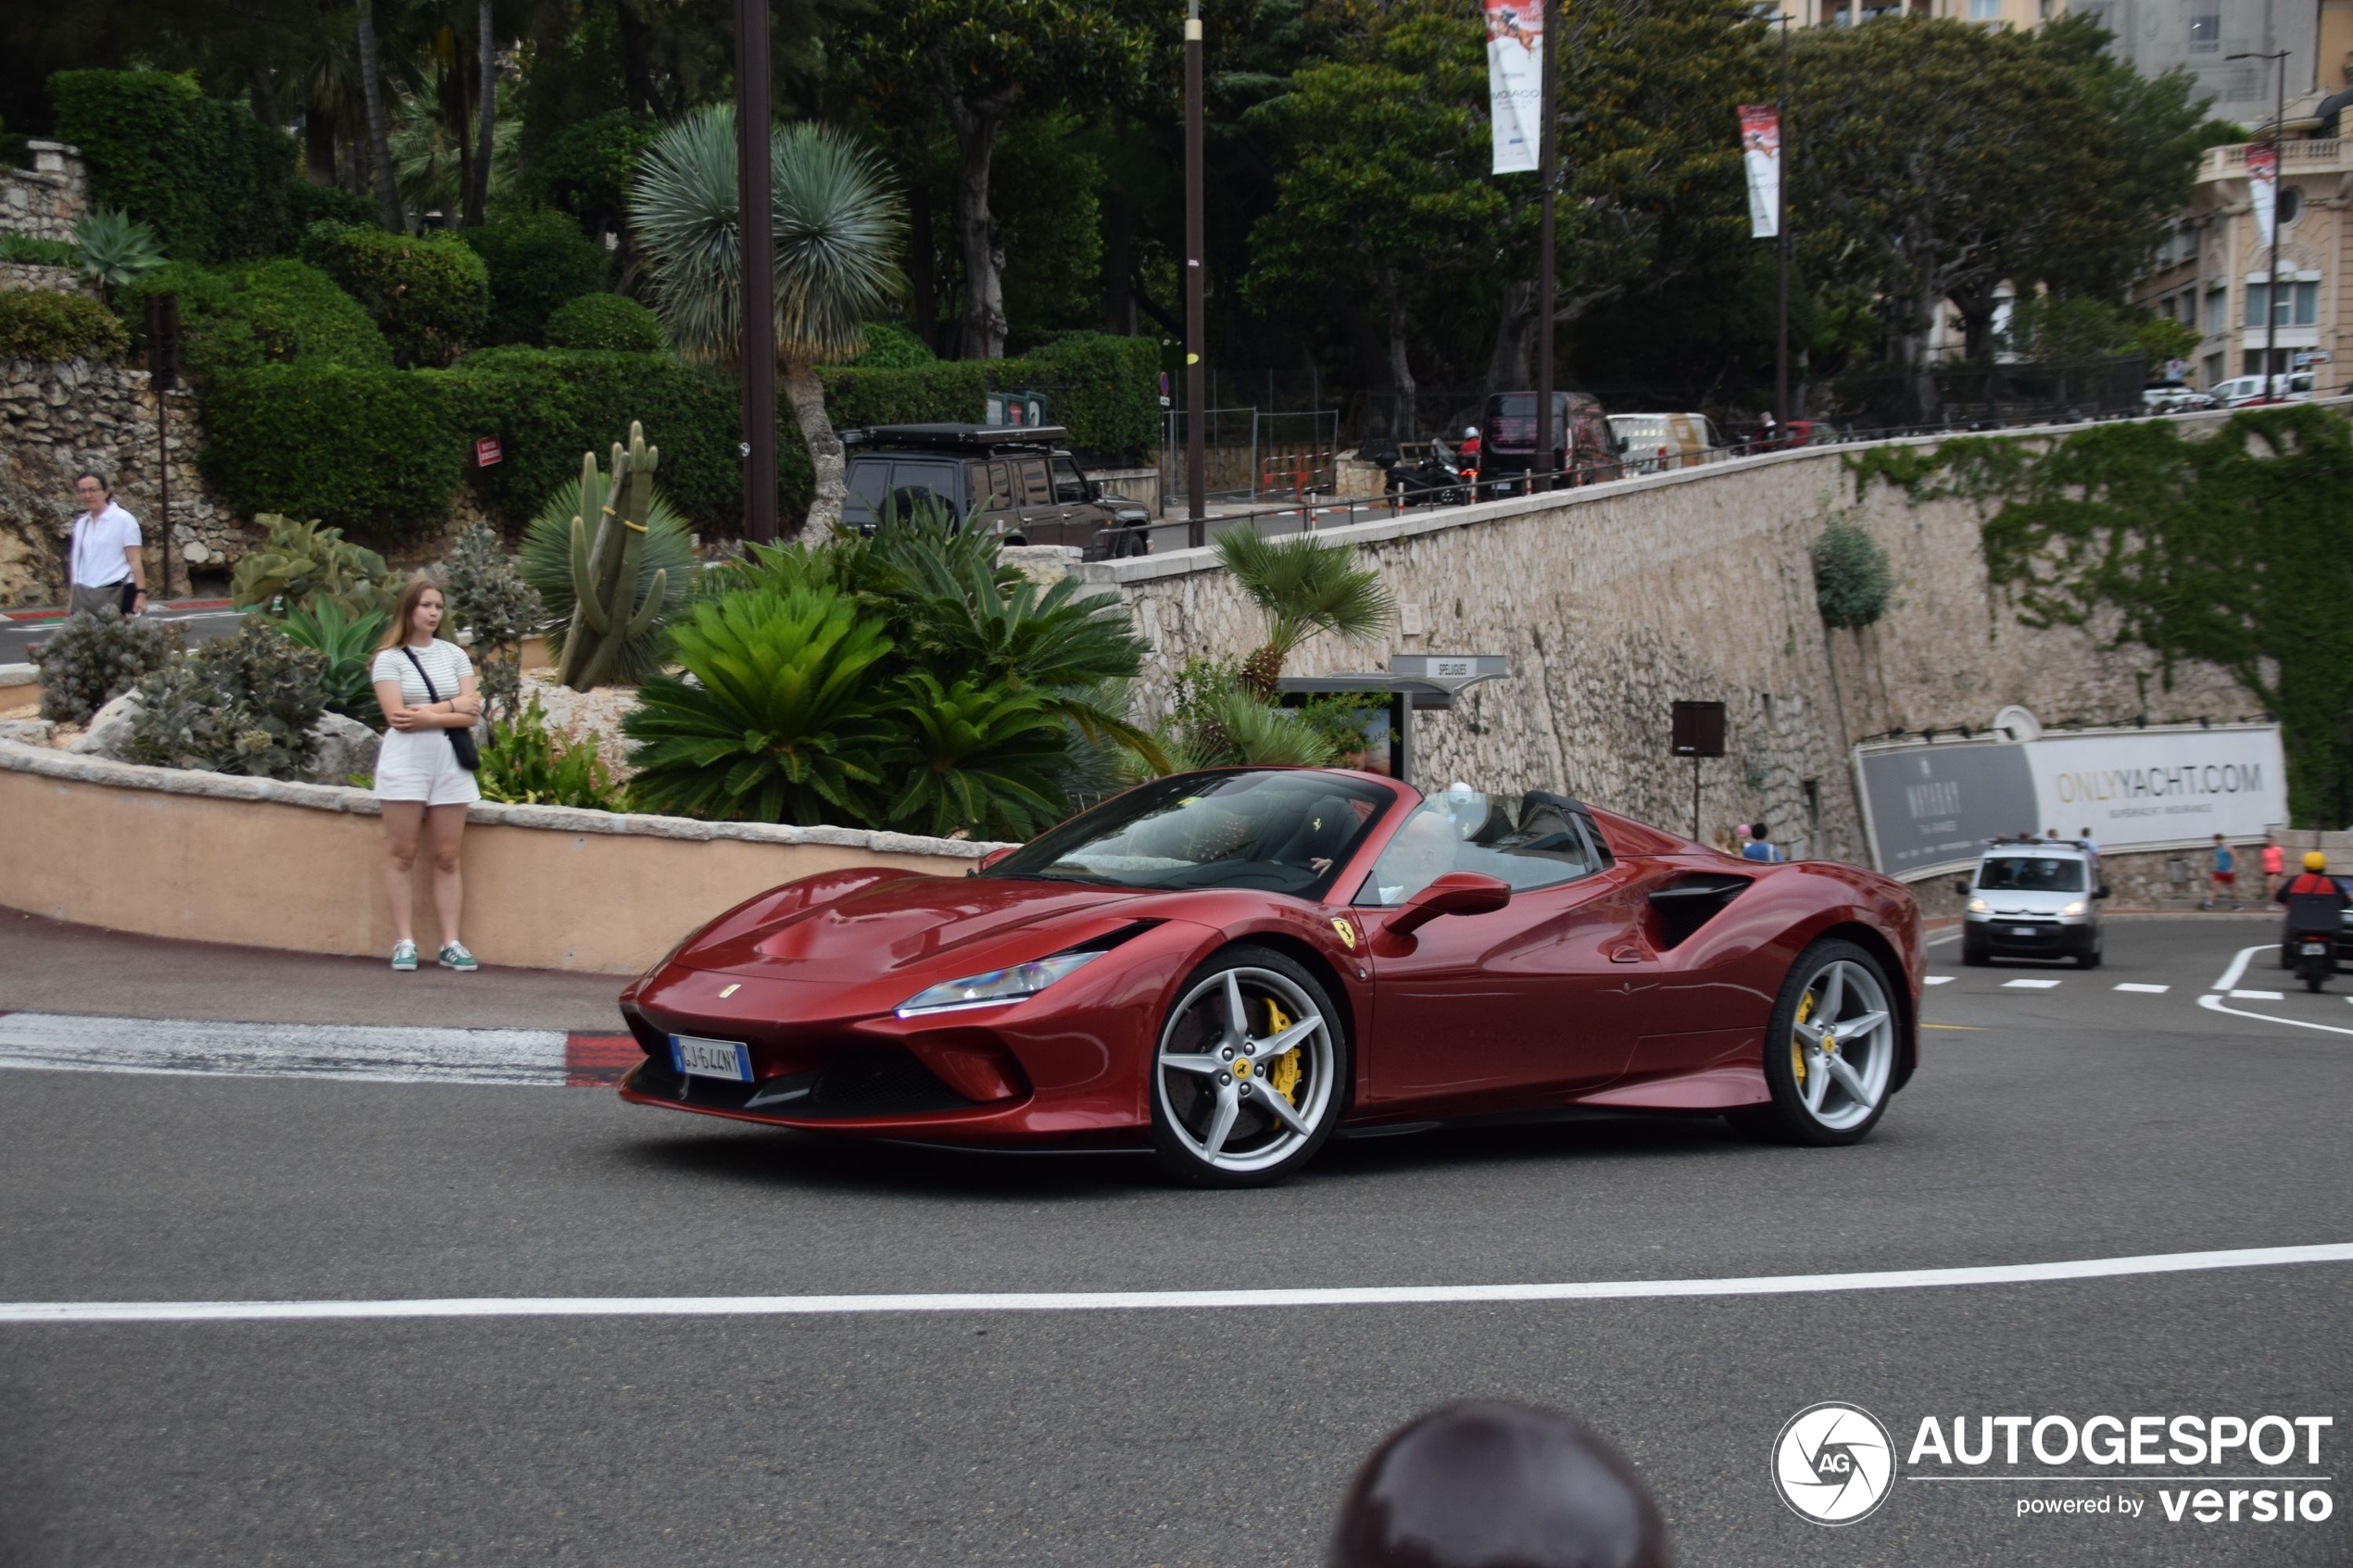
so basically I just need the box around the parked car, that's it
[1606,412,1730,473]
[2209,371,2316,408]
[1955,838,2108,968]
[2141,382,2214,413]
[838,424,1153,557]
[1477,391,1623,493]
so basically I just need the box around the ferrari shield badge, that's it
[1331,917,1358,951]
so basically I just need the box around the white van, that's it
[2210,371,2316,408]
[1955,839,2108,968]
[1606,412,1727,474]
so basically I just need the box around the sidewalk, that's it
[0,909,629,1031]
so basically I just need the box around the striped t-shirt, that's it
[370,639,475,708]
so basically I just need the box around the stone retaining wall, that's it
[1075,409,2272,876]
[0,738,1011,972]
[0,143,86,243]
[0,263,96,297]
[0,357,254,604]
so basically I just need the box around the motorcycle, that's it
[2295,933,2334,993]
[1364,439,1470,508]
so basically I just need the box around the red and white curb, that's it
[0,1010,640,1087]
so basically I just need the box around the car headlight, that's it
[1966,897,1990,914]
[896,952,1102,1017]
[2059,900,2086,917]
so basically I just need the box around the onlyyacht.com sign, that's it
[1855,723,2287,877]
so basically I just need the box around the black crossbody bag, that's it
[401,646,481,770]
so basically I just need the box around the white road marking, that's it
[2198,993,2353,1037]
[1924,975,1957,985]
[2001,978,2063,989]
[4,1244,2347,1326]
[2211,943,2265,992]
[2111,983,2170,994]
[2230,989,2285,1001]
[0,1011,571,1085]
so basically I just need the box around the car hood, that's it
[679,874,1151,981]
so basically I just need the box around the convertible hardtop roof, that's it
[841,422,1070,451]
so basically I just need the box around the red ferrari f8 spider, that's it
[618,768,1921,1185]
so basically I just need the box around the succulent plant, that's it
[29,608,181,723]
[230,514,395,619]
[554,420,671,691]
[125,621,326,779]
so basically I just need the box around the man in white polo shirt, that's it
[68,470,147,619]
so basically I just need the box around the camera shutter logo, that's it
[1773,1402,1896,1524]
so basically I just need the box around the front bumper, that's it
[1964,916,2094,957]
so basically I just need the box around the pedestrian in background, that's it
[2261,834,2285,899]
[1742,822,1784,862]
[66,472,146,618]
[2200,833,2238,910]
[370,577,483,972]
[1713,824,1740,855]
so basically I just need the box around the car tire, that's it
[1149,945,1349,1188]
[2280,942,2295,971]
[1961,940,1988,967]
[2075,935,2102,970]
[1730,938,1899,1148]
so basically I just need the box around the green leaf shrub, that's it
[624,585,896,823]
[882,671,1068,839]
[71,207,167,287]
[284,181,379,234]
[299,220,489,367]
[522,110,655,237]
[543,293,663,353]
[28,608,181,722]
[276,599,389,729]
[120,259,391,378]
[201,368,464,541]
[849,320,937,368]
[1812,515,1895,630]
[50,70,295,262]
[459,207,611,345]
[438,521,544,721]
[479,693,625,809]
[228,513,396,618]
[124,621,326,779]
[0,290,128,359]
[0,233,76,266]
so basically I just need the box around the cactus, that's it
[556,420,671,691]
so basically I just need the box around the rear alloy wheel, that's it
[1736,939,1898,1147]
[1150,946,1346,1186]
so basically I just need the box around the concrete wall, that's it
[0,740,1006,973]
[1078,410,2272,873]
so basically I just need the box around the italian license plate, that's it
[2302,941,2329,956]
[2011,926,2039,937]
[671,1035,750,1082]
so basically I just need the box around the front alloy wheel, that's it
[1738,938,1899,1146]
[1150,947,1345,1186]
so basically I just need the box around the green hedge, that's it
[50,70,296,262]
[849,320,937,368]
[299,221,488,367]
[200,363,464,540]
[521,110,655,237]
[0,290,128,359]
[119,259,390,377]
[285,182,378,233]
[459,207,610,345]
[544,293,663,352]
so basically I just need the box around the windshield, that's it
[984,771,1392,897]
[1976,856,2086,893]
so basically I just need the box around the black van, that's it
[1477,391,1624,493]
[838,424,1153,557]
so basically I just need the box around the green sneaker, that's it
[391,940,418,972]
[438,941,478,972]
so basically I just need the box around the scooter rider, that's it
[2278,850,2347,956]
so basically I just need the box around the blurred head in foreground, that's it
[1330,1400,1670,1568]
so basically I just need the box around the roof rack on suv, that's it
[840,422,1071,449]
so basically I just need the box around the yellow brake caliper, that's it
[1792,989,1813,1086]
[1265,998,1302,1105]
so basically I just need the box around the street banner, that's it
[1487,0,1544,175]
[1854,723,2286,878]
[1738,104,1780,239]
[2247,142,2277,249]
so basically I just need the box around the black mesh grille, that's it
[628,1048,973,1120]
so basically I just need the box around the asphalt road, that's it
[2,916,2347,1566]
[0,606,243,668]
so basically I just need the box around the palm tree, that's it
[353,0,407,231]
[632,106,903,533]
[1214,530,1399,697]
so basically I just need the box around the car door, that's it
[886,458,959,524]
[1048,455,1114,550]
[1009,456,1055,542]
[1353,794,1642,1106]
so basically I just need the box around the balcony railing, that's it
[2200,139,2352,180]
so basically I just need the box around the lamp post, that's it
[1774,12,1792,428]
[736,0,777,541]
[1184,0,1207,546]
[2229,48,2290,401]
[1531,0,1556,494]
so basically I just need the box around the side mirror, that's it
[1382,872,1512,941]
[1952,880,1970,899]
[1084,480,1101,500]
[976,847,1017,871]
[2094,884,2110,900]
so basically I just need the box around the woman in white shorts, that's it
[370,576,484,972]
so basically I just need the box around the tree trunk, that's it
[1483,276,1538,397]
[467,0,496,227]
[907,172,937,349]
[616,0,661,118]
[1385,291,1418,440]
[1949,289,1997,362]
[1101,192,1134,335]
[784,358,846,535]
[303,104,338,185]
[936,47,1012,360]
[355,0,407,232]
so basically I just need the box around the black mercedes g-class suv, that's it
[838,424,1152,557]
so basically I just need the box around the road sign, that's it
[474,436,503,467]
